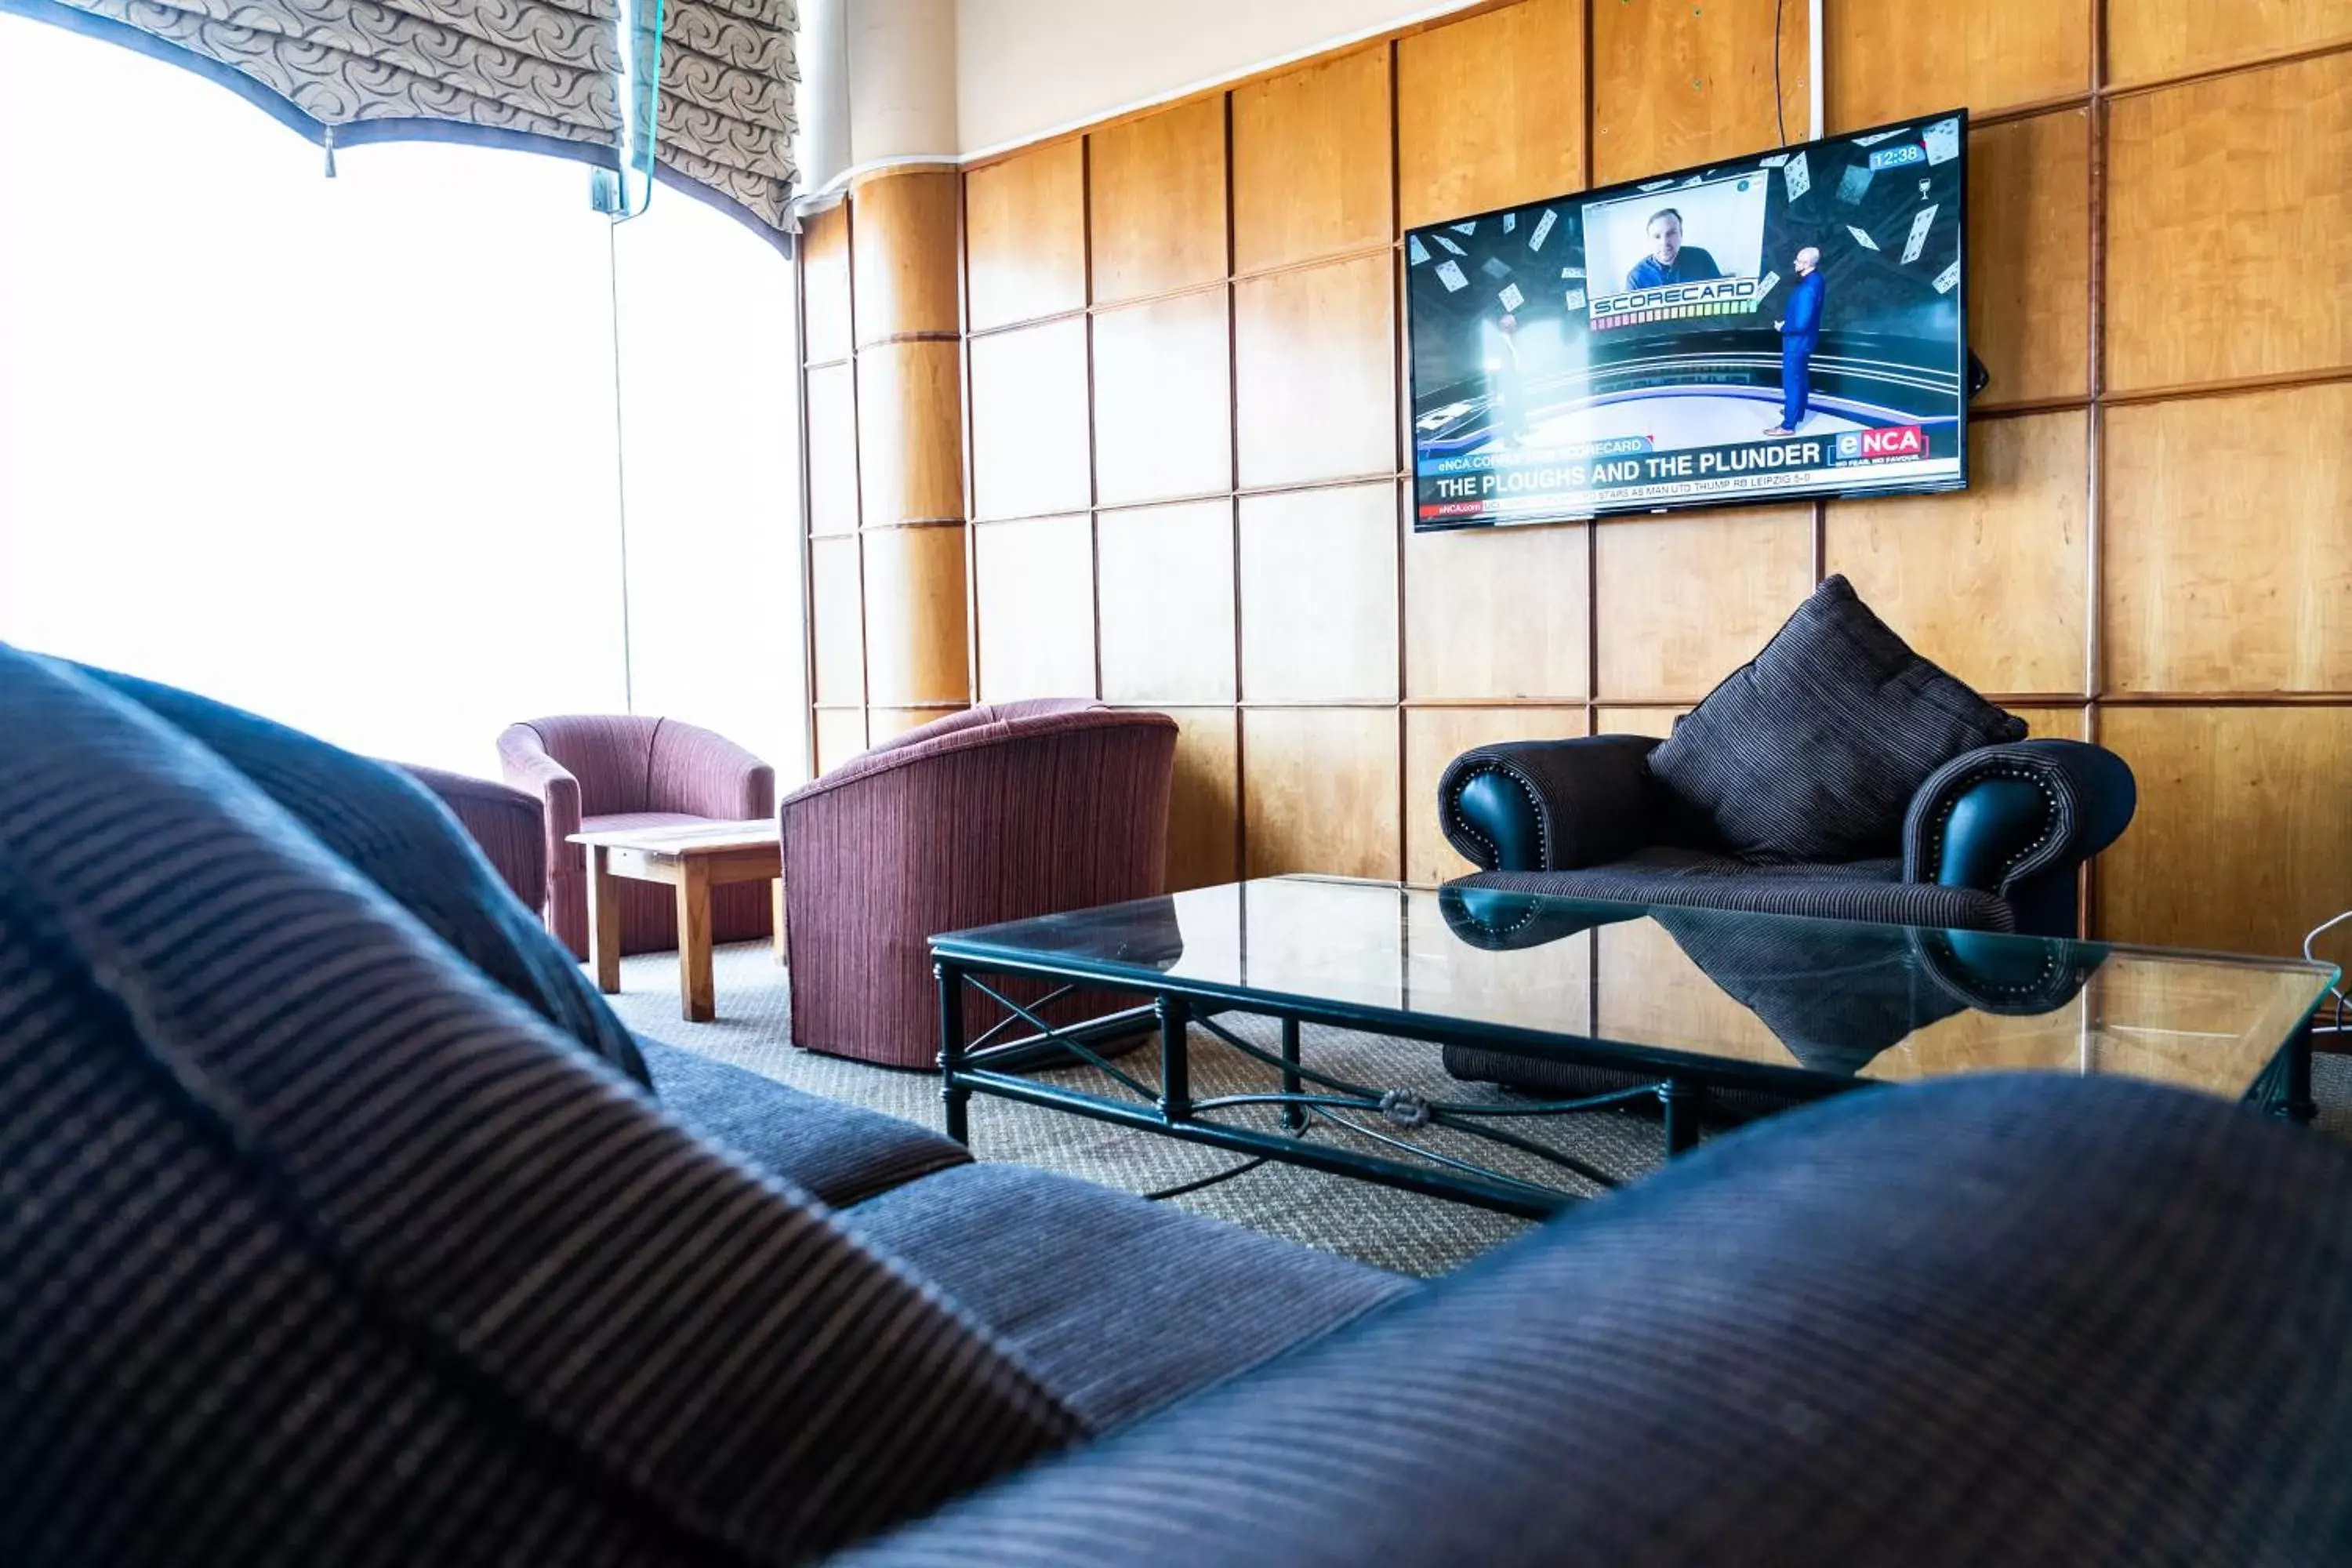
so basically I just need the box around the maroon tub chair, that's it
[780,700,1177,1069]
[394,763,545,910]
[499,716,775,960]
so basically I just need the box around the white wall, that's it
[954,0,1478,154]
[851,0,961,160]
[797,0,960,201]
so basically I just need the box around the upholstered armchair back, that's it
[497,715,778,958]
[501,714,664,816]
[780,702,1176,1067]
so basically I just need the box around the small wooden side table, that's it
[568,819,782,1022]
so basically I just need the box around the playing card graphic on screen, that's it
[1406,113,1970,528]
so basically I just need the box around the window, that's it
[0,15,806,782]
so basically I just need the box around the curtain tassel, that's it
[322,125,337,180]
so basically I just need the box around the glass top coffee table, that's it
[930,876,2340,1218]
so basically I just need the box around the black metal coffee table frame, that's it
[932,953,2318,1221]
[941,955,1883,1219]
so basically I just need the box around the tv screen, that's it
[1406,111,1969,529]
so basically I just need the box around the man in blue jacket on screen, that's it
[1763,245,1825,436]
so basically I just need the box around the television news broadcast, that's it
[1407,112,1969,528]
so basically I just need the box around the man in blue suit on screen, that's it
[1763,245,1825,436]
[1623,209,1724,289]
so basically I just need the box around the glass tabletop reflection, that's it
[933,875,2340,1101]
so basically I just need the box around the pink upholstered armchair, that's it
[394,763,545,912]
[780,700,1178,1068]
[499,716,776,959]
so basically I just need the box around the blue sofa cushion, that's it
[73,660,653,1087]
[0,645,1081,1562]
[1647,575,2026,865]
[840,1074,2352,1566]
[640,1036,971,1205]
[844,1163,1411,1431]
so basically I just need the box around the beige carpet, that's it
[606,942,2352,1279]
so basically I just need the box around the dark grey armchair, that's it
[1438,577,2137,940]
[1439,731,2138,938]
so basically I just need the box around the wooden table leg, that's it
[588,844,622,995]
[677,858,715,1022]
[771,878,786,966]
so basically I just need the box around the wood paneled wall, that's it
[804,0,2352,959]
[800,168,973,769]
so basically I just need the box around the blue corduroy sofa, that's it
[5,646,2351,1566]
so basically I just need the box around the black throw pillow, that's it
[1646,575,2025,864]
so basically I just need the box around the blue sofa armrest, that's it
[842,1075,2352,1566]
[1902,739,2136,938]
[1436,735,1661,873]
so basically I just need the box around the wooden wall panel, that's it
[2103,383,2352,694]
[808,535,865,706]
[1595,707,1686,739]
[2009,705,2089,741]
[1091,289,1232,506]
[1968,110,2092,409]
[800,205,853,364]
[974,515,1097,702]
[1098,500,1236,705]
[2108,0,2352,89]
[849,171,960,342]
[965,140,1087,332]
[1592,0,1809,185]
[1396,0,1585,230]
[1231,47,1393,274]
[1233,252,1396,489]
[1160,706,1240,890]
[860,525,969,707]
[1593,508,1815,702]
[1404,706,1584,884]
[1090,96,1228,305]
[804,361,860,536]
[867,706,961,745]
[814,706,867,774]
[1823,0,2091,129]
[1404,520,1588,701]
[1825,412,2089,696]
[884,2,2350,947]
[1239,484,1399,703]
[2096,706,2352,956]
[1242,707,1402,880]
[854,340,964,524]
[967,318,1091,520]
[2107,53,2352,394]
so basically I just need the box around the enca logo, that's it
[1837,427,1926,459]
[1867,143,1926,170]
[1853,426,1926,459]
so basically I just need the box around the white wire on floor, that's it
[2305,909,2351,1039]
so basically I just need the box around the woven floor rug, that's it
[607,942,2352,1279]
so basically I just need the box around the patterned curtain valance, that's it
[8,0,797,235]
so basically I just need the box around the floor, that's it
[604,942,2352,1279]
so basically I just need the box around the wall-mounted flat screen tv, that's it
[1406,111,1969,529]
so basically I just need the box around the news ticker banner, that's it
[1415,424,1958,521]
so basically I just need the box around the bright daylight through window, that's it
[0,14,806,781]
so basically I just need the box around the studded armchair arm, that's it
[1436,735,1662,873]
[1902,739,2137,938]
